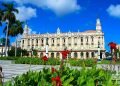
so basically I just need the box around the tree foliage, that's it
[8,47,28,56]
[0,3,24,37]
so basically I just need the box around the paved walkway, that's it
[1,60,120,83]
[1,63,46,82]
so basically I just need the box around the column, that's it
[48,52,51,58]
[71,52,74,58]
[102,36,105,50]
[83,52,86,59]
[20,40,23,49]
[30,38,32,49]
[79,52,81,59]
[54,38,57,48]
[65,37,68,48]
[60,38,62,49]
[94,36,98,49]
[88,36,91,49]
[71,37,74,49]
[48,38,51,49]
[44,38,46,46]
[38,38,40,50]
[77,37,80,48]
[54,52,57,58]
[60,52,62,59]
[34,39,36,49]
[77,52,80,59]
[89,52,92,58]
[83,36,86,49]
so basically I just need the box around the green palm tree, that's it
[0,9,3,26]
[2,3,18,23]
[1,3,24,56]
[8,20,24,37]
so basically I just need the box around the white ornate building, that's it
[18,18,105,59]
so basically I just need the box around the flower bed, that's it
[4,49,119,86]
[5,65,116,86]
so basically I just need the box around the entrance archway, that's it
[51,53,54,58]
[40,52,43,58]
[74,52,77,58]
[56,52,60,58]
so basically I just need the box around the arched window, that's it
[86,36,88,42]
[40,53,43,58]
[81,37,83,42]
[74,52,77,58]
[86,52,89,58]
[86,36,88,45]
[68,53,71,58]
[92,52,94,57]
[51,53,54,58]
[81,37,83,45]
[81,52,83,58]
[91,36,94,42]
[56,52,60,58]
[68,37,71,46]
[41,38,43,44]
[52,38,54,43]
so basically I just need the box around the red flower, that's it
[42,55,48,61]
[52,76,62,86]
[60,50,70,59]
[51,67,57,73]
[108,42,117,52]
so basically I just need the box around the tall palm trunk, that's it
[4,20,9,57]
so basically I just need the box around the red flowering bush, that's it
[42,55,48,65]
[108,42,117,53]
[52,76,62,86]
[60,50,70,59]
[108,42,117,62]
[42,55,48,61]
[51,67,57,73]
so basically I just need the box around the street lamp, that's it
[98,41,101,60]
[4,20,9,57]
[31,46,33,57]
[45,38,49,58]
[15,37,17,57]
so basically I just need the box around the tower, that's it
[23,24,29,35]
[57,27,60,34]
[96,18,102,32]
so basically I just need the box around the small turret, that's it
[96,18,102,32]
[23,24,29,35]
[57,27,60,34]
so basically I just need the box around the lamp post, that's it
[31,46,33,57]
[15,37,17,57]
[98,41,101,61]
[45,38,48,58]
[4,20,9,57]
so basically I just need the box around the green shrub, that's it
[0,56,18,60]
[15,57,60,65]
[5,66,116,86]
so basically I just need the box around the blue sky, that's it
[0,0,120,51]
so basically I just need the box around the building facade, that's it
[18,18,105,59]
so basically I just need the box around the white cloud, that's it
[3,0,80,16]
[107,4,120,18]
[15,6,37,21]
